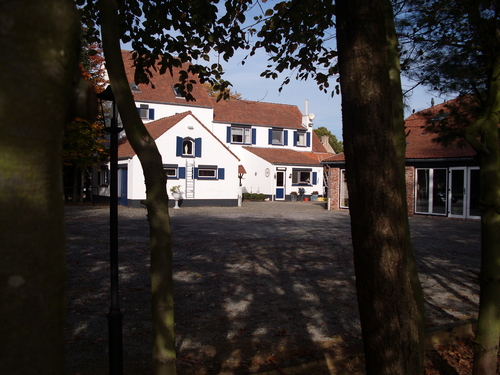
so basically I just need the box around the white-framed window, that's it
[164,167,177,179]
[296,132,306,146]
[292,169,312,185]
[198,168,217,178]
[195,165,224,180]
[139,104,149,119]
[98,166,109,186]
[231,127,251,144]
[272,129,284,145]
[173,85,184,98]
[340,169,349,208]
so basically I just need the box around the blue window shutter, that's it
[306,132,311,147]
[149,108,155,120]
[268,129,273,145]
[252,128,256,144]
[194,167,199,179]
[194,138,202,157]
[284,130,288,146]
[178,167,186,179]
[136,107,141,115]
[312,171,318,185]
[176,137,183,156]
[226,126,231,143]
[218,168,225,180]
[293,131,297,146]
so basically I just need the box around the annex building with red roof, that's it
[322,101,481,219]
[93,51,334,207]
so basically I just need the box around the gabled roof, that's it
[243,147,323,166]
[212,98,305,129]
[118,111,239,161]
[121,50,214,108]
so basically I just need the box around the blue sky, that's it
[213,47,443,141]
[121,1,451,141]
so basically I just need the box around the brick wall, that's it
[328,167,340,210]
[405,166,415,215]
[327,165,416,215]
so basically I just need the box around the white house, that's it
[93,51,333,207]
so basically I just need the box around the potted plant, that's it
[311,191,319,201]
[170,185,182,209]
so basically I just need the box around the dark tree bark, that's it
[335,0,425,374]
[0,0,88,373]
[99,1,176,374]
[471,56,500,375]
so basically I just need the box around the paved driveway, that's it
[64,201,481,374]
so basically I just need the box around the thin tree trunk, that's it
[99,1,177,374]
[472,56,500,375]
[336,0,424,374]
[0,0,82,373]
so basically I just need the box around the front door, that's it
[276,170,285,200]
[118,168,128,206]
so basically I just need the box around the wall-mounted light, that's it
[289,174,292,179]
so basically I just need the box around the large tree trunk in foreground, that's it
[99,1,176,374]
[0,1,83,373]
[336,0,425,374]
[472,57,500,375]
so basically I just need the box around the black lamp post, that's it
[97,85,123,375]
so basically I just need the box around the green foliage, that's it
[78,0,340,99]
[396,0,498,98]
[243,192,265,200]
[314,126,343,153]
[251,0,338,95]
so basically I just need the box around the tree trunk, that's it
[472,57,500,375]
[0,1,81,373]
[336,0,425,374]
[99,1,177,374]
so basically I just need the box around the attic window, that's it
[173,85,184,98]
[130,82,140,92]
[431,112,450,122]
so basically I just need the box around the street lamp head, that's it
[96,85,114,101]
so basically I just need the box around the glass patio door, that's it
[449,168,465,217]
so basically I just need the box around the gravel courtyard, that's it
[64,201,481,374]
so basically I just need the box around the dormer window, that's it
[130,82,140,92]
[173,85,184,98]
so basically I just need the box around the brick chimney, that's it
[321,135,336,154]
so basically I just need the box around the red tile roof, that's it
[118,112,191,158]
[118,111,240,161]
[322,102,478,163]
[243,147,323,165]
[121,50,213,108]
[212,98,305,129]
[404,103,476,159]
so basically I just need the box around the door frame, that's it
[275,168,286,200]
[449,166,480,219]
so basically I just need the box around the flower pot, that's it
[172,192,181,209]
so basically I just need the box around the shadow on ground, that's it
[64,202,480,374]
